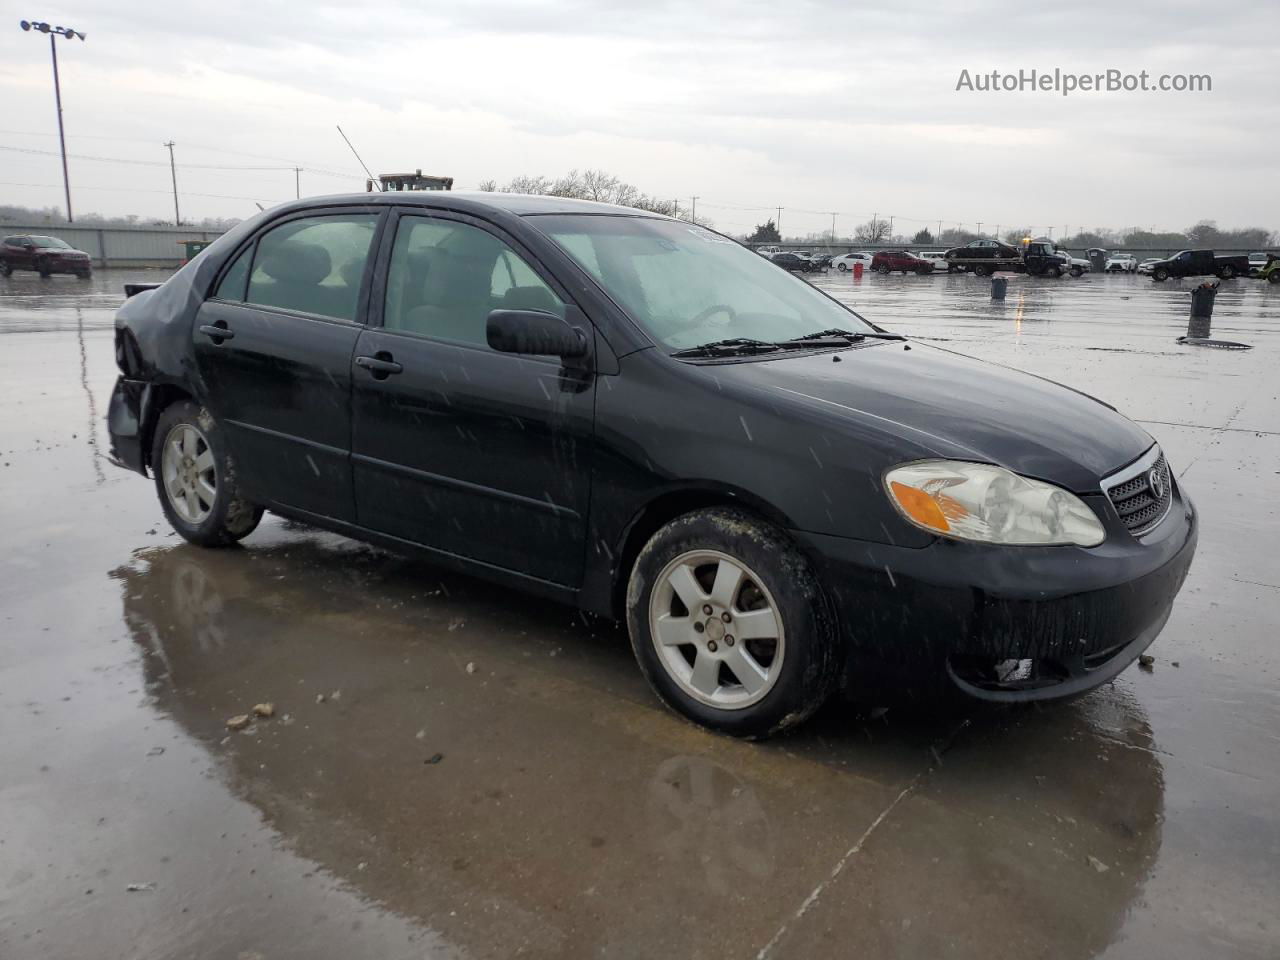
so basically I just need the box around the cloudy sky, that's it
[1,0,1275,237]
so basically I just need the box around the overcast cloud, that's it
[1,0,1275,236]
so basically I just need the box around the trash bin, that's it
[991,276,1008,300]
[1188,280,1218,338]
[179,240,211,266]
[853,262,864,279]
[1087,248,1108,273]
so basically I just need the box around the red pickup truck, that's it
[871,250,934,275]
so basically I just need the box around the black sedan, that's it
[1,233,93,278]
[769,251,822,273]
[106,193,1197,738]
[943,238,1019,260]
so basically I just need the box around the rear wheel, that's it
[0,261,10,277]
[36,257,51,278]
[627,508,836,739]
[1219,264,1236,279]
[1269,271,1280,285]
[151,401,263,547]
[837,262,848,272]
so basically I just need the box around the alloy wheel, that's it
[161,423,217,524]
[648,550,785,710]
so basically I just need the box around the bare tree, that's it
[852,218,892,243]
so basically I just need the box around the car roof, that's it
[267,190,666,219]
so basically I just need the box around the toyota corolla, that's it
[107,193,1197,737]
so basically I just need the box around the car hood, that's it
[721,342,1152,492]
[36,246,87,255]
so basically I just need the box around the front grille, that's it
[1105,450,1172,536]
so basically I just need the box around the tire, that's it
[1219,264,1236,279]
[1153,267,1168,282]
[973,264,991,277]
[36,257,51,279]
[0,261,11,277]
[1269,271,1280,285]
[1047,265,1062,278]
[1070,266,1083,277]
[916,266,932,275]
[77,269,92,280]
[151,400,263,547]
[626,508,836,739]
[837,262,848,272]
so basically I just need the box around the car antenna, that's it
[337,124,381,190]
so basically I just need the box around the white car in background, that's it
[1105,253,1138,273]
[830,252,874,272]
[755,245,782,258]
[1057,251,1091,277]
[915,250,951,272]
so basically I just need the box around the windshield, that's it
[29,236,71,248]
[532,215,874,349]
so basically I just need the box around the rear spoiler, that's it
[124,282,163,299]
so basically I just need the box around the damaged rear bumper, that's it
[795,487,1198,704]
[106,376,150,476]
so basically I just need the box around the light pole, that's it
[164,141,180,225]
[20,19,86,223]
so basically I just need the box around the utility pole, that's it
[672,199,679,218]
[691,196,699,223]
[937,220,943,242]
[995,225,1001,241]
[830,212,837,243]
[977,222,983,237]
[871,212,878,238]
[888,215,894,238]
[20,22,85,222]
[295,167,302,199]
[776,207,783,240]
[164,141,180,225]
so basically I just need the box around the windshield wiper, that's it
[670,338,785,358]
[791,328,907,342]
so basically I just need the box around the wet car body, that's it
[107,192,1197,711]
[1,233,93,278]
[872,250,933,275]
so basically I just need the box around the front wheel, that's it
[837,262,848,272]
[627,508,836,739]
[1269,271,1280,285]
[1153,267,1169,282]
[1219,264,1236,279]
[1070,266,1084,277]
[151,401,263,547]
[1047,264,1062,278]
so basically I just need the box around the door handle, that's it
[355,353,403,378]
[199,323,234,342]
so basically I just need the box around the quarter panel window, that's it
[245,214,378,322]
[383,217,565,347]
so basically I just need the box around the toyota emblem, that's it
[1148,467,1164,499]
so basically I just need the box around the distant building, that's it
[368,170,454,192]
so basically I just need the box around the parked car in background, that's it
[756,245,781,258]
[1248,252,1272,275]
[1105,253,1138,274]
[105,191,1198,737]
[1137,258,1162,275]
[872,250,934,275]
[808,252,833,270]
[831,252,873,272]
[1253,257,1280,284]
[0,234,93,278]
[1149,249,1250,282]
[1057,251,1090,277]
[771,251,821,273]
[915,251,950,272]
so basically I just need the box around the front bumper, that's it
[795,484,1197,704]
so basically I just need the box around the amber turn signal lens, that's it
[889,481,950,533]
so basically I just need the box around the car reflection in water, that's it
[112,538,1166,958]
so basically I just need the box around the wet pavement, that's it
[1,268,1277,959]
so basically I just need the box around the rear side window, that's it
[382,217,565,348]
[244,214,378,322]
[214,245,252,301]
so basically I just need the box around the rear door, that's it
[193,208,383,522]
[350,209,595,586]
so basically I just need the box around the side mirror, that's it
[487,309,588,358]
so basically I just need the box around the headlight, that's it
[885,461,1105,547]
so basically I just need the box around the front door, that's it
[351,211,595,587]
[192,209,382,522]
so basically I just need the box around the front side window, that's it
[245,213,378,322]
[535,216,873,350]
[382,217,565,348]
[214,245,252,302]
